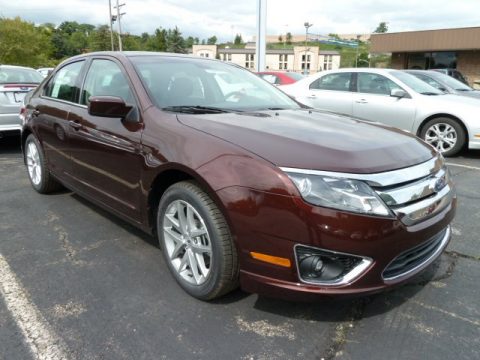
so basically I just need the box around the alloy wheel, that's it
[163,200,212,285]
[26,141,42,186]
[424,123,457,153]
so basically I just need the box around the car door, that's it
[352,73,416,131]
[299,72,354,116]
[67,58,144,222]
[33,60,86,180]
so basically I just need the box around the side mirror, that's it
[88,96,133,118]
[390,89,407,98]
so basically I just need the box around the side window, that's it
[357,73,403,95]
[81,59,134,105]
[45,61,84,103]
[310,73,351,92]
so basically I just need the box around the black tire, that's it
[420,117,466,157]
[24,134,62,193]
[157,181,239,300]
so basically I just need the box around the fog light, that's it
[295,245,372,286]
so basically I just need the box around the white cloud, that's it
[0,0,478,41]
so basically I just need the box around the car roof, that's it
[0,64,37,71]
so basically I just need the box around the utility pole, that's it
[114,0,126,51]
[108,0,115,51]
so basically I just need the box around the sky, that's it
[0,0,479,42]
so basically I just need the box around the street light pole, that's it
[304,22,313,75]
[355,34,361,67]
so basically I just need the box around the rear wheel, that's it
[25,134,62,193]
[157,181,238,300]
[420,117,466,157]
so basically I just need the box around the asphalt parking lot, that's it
[0,136,479,360]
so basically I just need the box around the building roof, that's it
[218,48,339,55]
[370,26,480,53]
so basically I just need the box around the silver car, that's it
[405,70,480,100]
[281,68,480,156]
[0,65,43,137]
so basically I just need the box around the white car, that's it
[280,68,480,156]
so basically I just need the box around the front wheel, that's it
[157,181,238,300]
[420,117,466,157]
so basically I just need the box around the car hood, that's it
[455,90,480,99]
[177,109,435,174]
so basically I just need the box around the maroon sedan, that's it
[257,71,304,85]
[21,52,455,301]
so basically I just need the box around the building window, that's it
[245,54,255,69]
[301,54,311,72]
[407,52,457,70]
[279,54,288,70]
[323,55,333,70]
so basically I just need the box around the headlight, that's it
[285,171,391,217]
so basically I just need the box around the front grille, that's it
[383,228,447,280]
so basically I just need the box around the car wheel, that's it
[420,117,466,157]
[157,181,238,300]
[25,134,62,193]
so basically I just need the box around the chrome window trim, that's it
[382,226,451,284]
[294,244,373,287]
[281,156,442,187]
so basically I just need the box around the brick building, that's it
[191,44,340,74]
[370,27,480,87]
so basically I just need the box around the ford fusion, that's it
[21,52,456,300]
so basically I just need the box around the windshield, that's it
[129,56,300,112]
[0,67,43,84]
[428,71,472,91]
[390,71,443,95]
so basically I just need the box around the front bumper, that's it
[217,185,456,300]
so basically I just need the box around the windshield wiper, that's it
[162,105,233,114]
[456,88,471,92]
[420,92,441,96]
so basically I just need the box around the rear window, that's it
[0,67,43,84]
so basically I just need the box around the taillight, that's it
[19,106,26,124]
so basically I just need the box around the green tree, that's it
[207,35,217,45]
[234,33,243,45]
[328,33,341,40]
[89,25,112,51]
[166,27,185,53]
[0,17,53,67]
[374,22,388,33]
[286,32,292,45]
[278,34,283,43]
[185,36,195,48]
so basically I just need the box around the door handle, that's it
[355,99,368,104]
[307,94,317,99]
[68,120,82,130]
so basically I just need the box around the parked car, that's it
[405,70,480,100]
[22,52,455,301]
[0,65,43,138]
[430,68,469,85]
[257,71,304,85]
[37,67,55,78]
[280,68,480,156]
